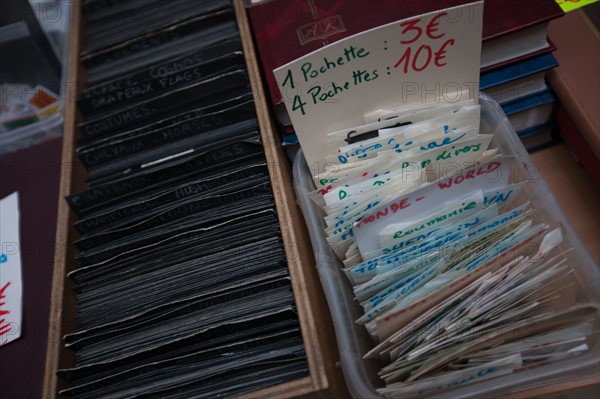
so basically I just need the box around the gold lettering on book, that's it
[297,15,346,45]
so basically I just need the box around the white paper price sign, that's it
[274,2,483,173]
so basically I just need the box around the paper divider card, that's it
[352,157,513,257]
[274,2,484,175]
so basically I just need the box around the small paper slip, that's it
[352,157,512,257]
[0,192,23,346]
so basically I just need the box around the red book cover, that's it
[248,0,563,108]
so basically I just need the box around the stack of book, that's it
[479,0,564,153]
[247,0,564,152]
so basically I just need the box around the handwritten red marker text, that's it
[394,12,455,74]
[0,282,12,337]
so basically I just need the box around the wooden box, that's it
[42,1,348,398]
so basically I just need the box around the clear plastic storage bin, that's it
[0,0,69,155]
[293,94,600,399]
[0,112,63,155]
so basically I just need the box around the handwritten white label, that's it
[353,157,513,257]
[0,192,23,346]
